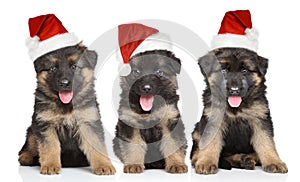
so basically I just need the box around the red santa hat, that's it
[26,14,80,61]
[211,10,259,52]
[118,23,172,75]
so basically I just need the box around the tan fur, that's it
[160,116,187,173]
[243,59,256,70]
[119,104,179,128]
[192,130,200,143]
[78,121,115,175]
[193,130,223,174]
[81,68,93,83]
[18,134,38,165]
[122,129,147,165]
[37,72,58,99]
[251,122,287,173]
[46,55,59,62]
[226,101,268,120]
[165,152,188,173]
[38,127,61,175]
[68,54,79,61]
[253,73,262,86]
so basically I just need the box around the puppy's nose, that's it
[141,84,152,93]
[59,79,70,88]
[230,86,240,95]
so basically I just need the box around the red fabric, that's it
[118,23,159,64]
[28,14,68,41]
[218,10,252,35]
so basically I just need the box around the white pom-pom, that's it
[119,64,131,76]
[25,36,40,50]
[245,28,259,41]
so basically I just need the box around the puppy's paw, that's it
[40,164,61,175]
[263,162,288,173]
[240,154,257,170]
[18,152,33,166]
[93,164,116,175]
[124,164,144,173]
[194,160,218,175]
[166,163,188,173]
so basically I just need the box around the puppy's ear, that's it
[171,58,181,74]
[33,57,47,73]
[83,50,98,69]
[34,60,42,73]
[257,55,268,75]
[166,51,181,74]
[198,53,219,77]
[76,41,87,51]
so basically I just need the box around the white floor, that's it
[17,163,289,182]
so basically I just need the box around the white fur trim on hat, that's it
[211,28,259,52]
[26,32,80,61]
[132,32,173,55]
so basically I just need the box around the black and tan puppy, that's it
[113,50,188,173]
[18,44,115,175]
[190,48,288,174]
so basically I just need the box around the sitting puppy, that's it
[18,14,115,175]
[113,50,188,174]
[191,10,287,174]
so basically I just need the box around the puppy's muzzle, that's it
[58,78,71,90]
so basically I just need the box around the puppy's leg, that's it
[120,128,147,173]
[38,127,61,175]
[191,127,223,174]
[161,118,187,173]
[78,121,115,175]
[252,122,288,173]
[18,127,39,166]
[224,153,259,170]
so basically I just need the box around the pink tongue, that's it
[228,96,242,108]
[59,90,73,104]
[139,95,154,111]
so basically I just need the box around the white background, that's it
[0,0,299,181]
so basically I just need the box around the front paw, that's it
[194,160,218,175]
[124,164,144,173]
[93,164,116,175]
[166,163,188,173]
[263,162,288,173]
[40,164,61,175]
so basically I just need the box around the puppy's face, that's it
[199,48,268,108]
[34,44,97,104]
[122,50,181,113]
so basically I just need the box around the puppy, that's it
[190,48,288,174]
[18,44,116,175]
[113,50,188,173]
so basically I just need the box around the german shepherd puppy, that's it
[18,44,116,175]
[190,48,288,174]
[113,50,188,173]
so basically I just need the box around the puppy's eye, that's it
[49,66,57,73]
[132,69,140,77]
[241,67,248,73]
[71,64,78,71]
[155,69,164,77]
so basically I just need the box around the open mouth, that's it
[227,96,242,108]
[139,95,154,111]
[58,90,73,104]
